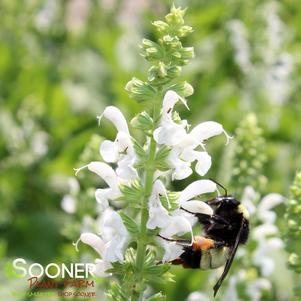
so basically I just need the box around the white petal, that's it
[186,292,211,301]
[178,180,217,205]
[61,195,77,214]
[190,121,231,144]
[252,224,278,240]
[80,233,105,257]
[246,278,271,301]
[194,152,212,176]
[159,215,193,238]
[100,140,119,162]
[172,165,192,180]
[169,151,192,180]
[115,131,133,153]
[157,237,184,262]
[98,106,129,134]
[95,188,111,210]
[116,156,138,181]
[88,162,117,186]
[162,90,189,115]
[181,200,213,215]
[154,123,187,146]
[258,193,284,212]
[266,237,284,249]
[258,211,276,224]
[147,206,170,229]
[103,211,128,237]
[104,236,128,262]
[241,186,258,215]
[147,180,171,229]
[94,259,112,277]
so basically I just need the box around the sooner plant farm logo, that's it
[3,258,98,298]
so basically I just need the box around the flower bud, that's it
[125,77,156,102]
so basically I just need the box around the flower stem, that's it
[133,99,161,301]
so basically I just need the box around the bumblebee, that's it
[160,180,249,297]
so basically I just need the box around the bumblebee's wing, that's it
[213,219,244,297]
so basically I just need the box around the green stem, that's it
[132,99,161,301]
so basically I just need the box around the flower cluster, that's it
[227,1,293,107]
[74,88,229,272]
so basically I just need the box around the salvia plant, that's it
[73,5,232,301]
[229,113,266,196]
[285,172,301,298]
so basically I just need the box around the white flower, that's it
[102,210,129,262]
[246,278,271,301]
[147,180,170,229]
[78,232,112,277]
[74,161,122,211]
[147,180,194,243]
[159,215,193,239]
[224,276,239,301]
[257,193,284,224]
[157,237,184,262]
[98,106,137,180]
[178,179,217,214]
[154,90,231,180]
[77,211,129,276]
[61,195,77,214]
[186,292,211,301]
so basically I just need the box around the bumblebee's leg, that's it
[158,234,224,250]
[157,234,192,247]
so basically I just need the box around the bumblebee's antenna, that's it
[209,178,228,196]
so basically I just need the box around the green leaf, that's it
[160,191,179,211]
[154,145,171,171]
[119,212,139,234]
[106,264,124,276]
[147,292,166,301]
[107,282,128,301]
[133,139,148,160]
[119,179,143,204]
[145,263,170,276]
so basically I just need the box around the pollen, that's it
[192,236,215,251]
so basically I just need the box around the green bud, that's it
[165,5,186,26]
[289,253,300,267]
[284,171,301,297]
[131,111,154,133]
[165,81,194,98]
[179,47,195,60]
[178,25,193,37]
[125,77,156,102]
[229,113,266,194]
[152,21,169,34]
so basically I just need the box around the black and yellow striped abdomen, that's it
[180,246,230,269]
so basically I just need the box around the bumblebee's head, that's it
[207,196,240,208]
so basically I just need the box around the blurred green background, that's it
[0,0,301,300]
